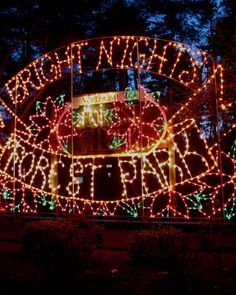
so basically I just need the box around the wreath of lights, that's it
[0,36,235,219]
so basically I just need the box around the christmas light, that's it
[0,36,234,219]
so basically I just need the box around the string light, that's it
[0,36,234,219]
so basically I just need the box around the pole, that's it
[214,62,225,220]
[168,88,177,216]
[71,43,75,215]
[136,38,145,220]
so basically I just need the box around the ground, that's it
[0,218,236,294]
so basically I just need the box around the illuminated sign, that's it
[0,36,234,219]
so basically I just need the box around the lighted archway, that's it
[0,36,235,219]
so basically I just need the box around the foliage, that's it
[127,226,186,274]
[0,0,233,141]
[0,1,224,84]
[0,216,25,241]
[22,219,104,279]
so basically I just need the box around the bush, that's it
[127,226,186,274]
[22,219,103,279]
[0,216,25,241]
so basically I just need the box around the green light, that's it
[49,199,55,210]
[55,93,65,107]
[2,190,12,200]
[102,108,116,124]
[109,137,126,149]
[153,91,161,99]
[125,87,138,105]
[36,101,43,115]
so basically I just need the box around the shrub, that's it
[0,216,25,241]
[22,219,103,279]
[127,226,186,274]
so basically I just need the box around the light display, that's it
[0,36,235,219]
